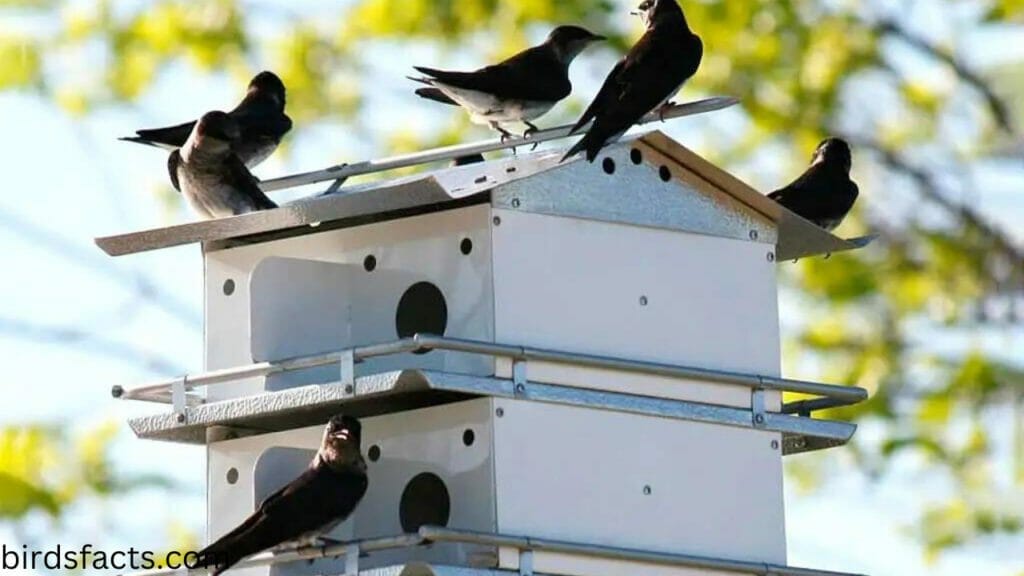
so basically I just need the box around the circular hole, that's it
[368,445,381,462]
[462,429,475,446]
[400,472,451,532]
[602,158,616,175]
[226,468,239,485]
[659,166,672,182]
[630,148,643,165]
[363,255,377,272]
[460,238,473,255]
[222,279,235,296]
[395,282,448,353]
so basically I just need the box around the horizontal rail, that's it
[260,96,740,193]
[119,526,864,576]
[112,334,867,414]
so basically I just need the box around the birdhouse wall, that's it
[203,204,496,401]
[208,396,785,576]
[490,208,781,409]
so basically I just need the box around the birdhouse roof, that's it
[95,131,871,260]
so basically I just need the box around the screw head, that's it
[344,384,354,394]
[495,407,505,417]
[767,252,776,263]
[176,412,186,424]
[643,485,652,495]
[515,383,526,394]
[492,216,502,226]
[511,198,521,208]
[639,295,649,306]
[755,414,765,424]
[749,230,759,241]
[771,440,779,450]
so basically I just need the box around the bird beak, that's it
[590,34,607,42]
[330,428,352,441]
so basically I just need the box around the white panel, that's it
[204,204,494,400]
[492,210,780,407]
[207,400,498,575]
[498,548,739,576]
[492,399,786,565]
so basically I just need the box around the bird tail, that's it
[560,132,602,164]
[118,136,177,150]
[414,87,458,106]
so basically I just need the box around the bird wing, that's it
[414,45,570,102]
[167,150,182,192]
[195,466,368,573]
[768,166,860,227]
[226,155,278,211]
[124,120,196,149]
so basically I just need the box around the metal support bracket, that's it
[344,543,360,575]
[171,377,187,423]
[518,549,534,576]
[751,387,767,429]
[340,349,355,396]
[512,359,528,397]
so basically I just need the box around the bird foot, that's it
[658,102,677,122]
[824,252,832,260]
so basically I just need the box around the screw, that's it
[643,485,652,495]
[767,252,776,263]
[749,230,759,241]
[511,198,521,208]
[496,407,505,417]
[639,295,649,306]
[771,440,779,450]
[176,413,186,424]
[493,216,502,226]
[344,384,354,394]
[515,383,526,394]
[754,414,765,424]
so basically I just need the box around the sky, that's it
[1,1,1023,575]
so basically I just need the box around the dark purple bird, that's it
[122,71,292,169]
[768,138,860,232]
[563,0,703,162]
[192,415,368,575]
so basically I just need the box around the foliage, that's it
[1,0,1022,559]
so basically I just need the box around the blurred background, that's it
[1,0,1022,574]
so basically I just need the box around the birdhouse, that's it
[102,131,870,576]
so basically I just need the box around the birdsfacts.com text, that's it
[1,544,203,571]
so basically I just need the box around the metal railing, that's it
[258,97,740,194]
[112,334,866,416]
[120,525,864,576]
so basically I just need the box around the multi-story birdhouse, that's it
[102,130,870,576]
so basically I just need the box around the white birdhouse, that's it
[101,131,870,576]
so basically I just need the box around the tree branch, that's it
[876,18,1016,135]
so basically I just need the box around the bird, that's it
[562,0,703,162]
[768,138,860,232]
[192,415,368,575]
[168,111,278,219]
[121,71,292,169]
[411,26,605,141]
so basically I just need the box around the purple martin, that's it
[168,111,278,219]
[411,26,605,140]
[768,138,860,232]
[563,0,703,162]
[121,71,292,168]
[193,415,368,575]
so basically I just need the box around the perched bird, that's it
[193,415,368,575]
[168,111,278,219]
[121,71,292,168]
[768,138,860,232]
[411,26,605,140]
[563,0,703,162]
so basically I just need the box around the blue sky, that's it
[1,1,1023,574]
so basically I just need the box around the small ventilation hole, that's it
[364,255,377,272]
[602,158,616,175]
[659,166,672,182]
[630,149,643,164]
